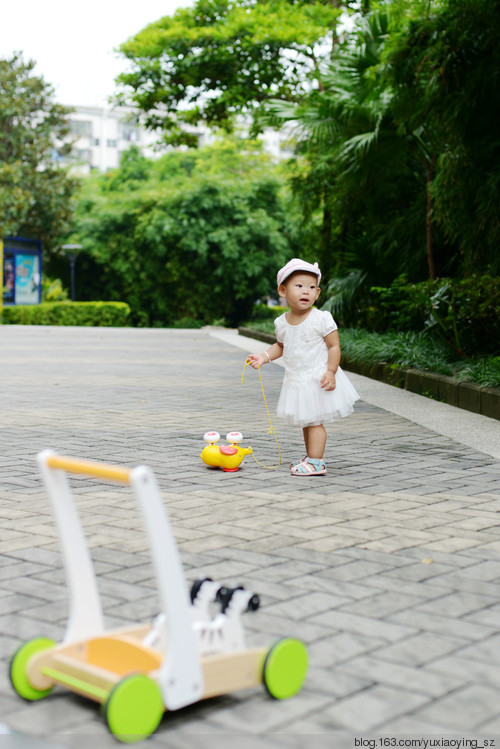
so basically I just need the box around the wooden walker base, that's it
[9,451,308,743]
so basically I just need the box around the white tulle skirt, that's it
[276,366,360,427]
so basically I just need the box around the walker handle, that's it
[46,455,131,484]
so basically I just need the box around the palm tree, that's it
[261,5,450,311]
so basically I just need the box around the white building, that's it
[63,105,294,174]
[64,105,157,174]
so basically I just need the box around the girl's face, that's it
[278,272,320,313]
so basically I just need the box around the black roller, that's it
[247,594,260,612]
[216,585,245,612]
[190,577,213,603]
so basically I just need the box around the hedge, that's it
[2,302,131,327]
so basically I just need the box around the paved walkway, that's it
[0,325,499,748]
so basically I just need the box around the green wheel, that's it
[262,638,308,700]
[104,674,164,743]
[9,637,56,701]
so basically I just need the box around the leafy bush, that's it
[42,277,69,302]
[251,304,288,321]
[369,275,500,356]
[2,302,130,327]
[369,275,431,330]
[168,317,204,329]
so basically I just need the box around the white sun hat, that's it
[277,258,321,287]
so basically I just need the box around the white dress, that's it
[274,308,360,427]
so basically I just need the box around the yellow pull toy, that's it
[201,360,282,473]
[200,431,253,472]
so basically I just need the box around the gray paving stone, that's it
[481,716,500,733]
[413,684,500,731]
[243,611,332,645]
[0,326,500,742]
[338,573,452,601]
[338,591,426,618]
[448,559,500,580]
[265,591,353,620]
[204,691,334,733]
[376,715,460,733]
[318,685,431,731]
[383,560,458,582]
[335,653,463,698]
[371,631,467,667]
[415,591,499,618]
[307,631,389,668]
[428,653,500,689]
[393,547,484,567]
[447,632,500,664]
[302,665,372,699]
[286,573,376,601]
[464,602,500,627]
[421,573,500,598]
[308,610,417,643]
[318,559,393,581]
[387,609,497,642]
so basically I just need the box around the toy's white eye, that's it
[226,431,243,443]
[203,431,220,443]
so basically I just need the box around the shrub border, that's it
[238,327,500,422]
[2,301,130,327]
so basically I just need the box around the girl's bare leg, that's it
[302,427,309,457]
[302,425,327,460]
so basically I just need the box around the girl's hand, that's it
[320,370,336,391]
[247,354,266,369]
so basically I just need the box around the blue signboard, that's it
[2,237,42,305]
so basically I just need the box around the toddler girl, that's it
[247,258,359,476]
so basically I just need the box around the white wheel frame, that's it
[37,450,204,711]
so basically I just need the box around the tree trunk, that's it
[426,154,437,279]
[321,199,332,277]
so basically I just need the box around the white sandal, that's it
[290,456,308,468]
[290,458,327,476]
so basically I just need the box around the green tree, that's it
[385,0,500,275]
[265,0,500,294]
[0,53,78,249]
[115,0,342,145]
[68,140,291,326]
[263,11,431,287]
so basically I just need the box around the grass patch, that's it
[341,329,456,375]
[454,357,500,387]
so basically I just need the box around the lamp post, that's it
[61,244,82,301]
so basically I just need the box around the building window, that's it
[119,123,138,142]
[107,139,117,148]
[91,138,100,146]
[70,120,92,137]
[74,149,91,161]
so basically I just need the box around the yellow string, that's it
[241,359,282,470]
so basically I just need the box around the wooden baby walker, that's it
[9,450,308,743]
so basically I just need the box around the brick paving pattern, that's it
[0,326,499,747]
